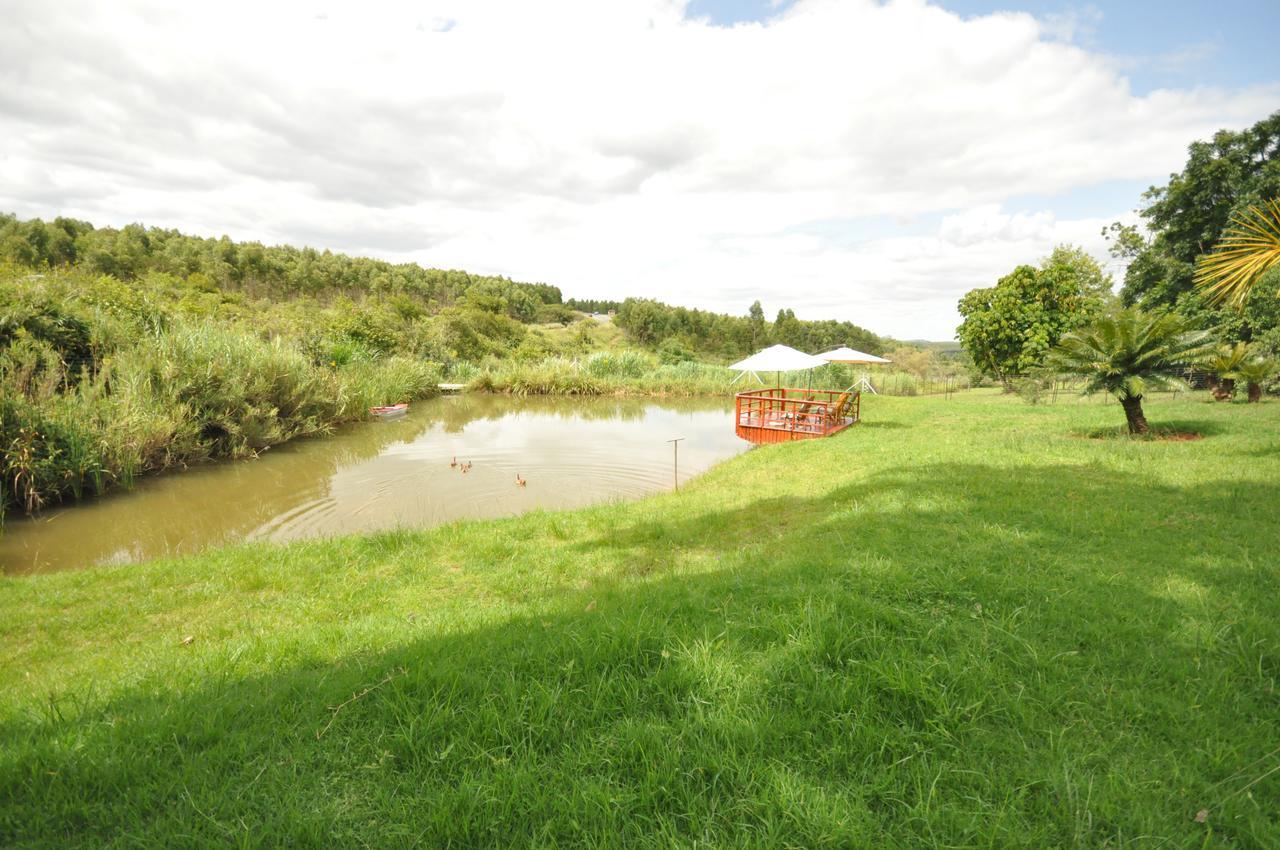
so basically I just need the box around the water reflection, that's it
[1,394,745,574]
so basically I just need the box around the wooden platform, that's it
[438,383,467,394]
[735,388,860,444]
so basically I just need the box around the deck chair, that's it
[825,392,852,428]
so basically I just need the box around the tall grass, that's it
[470,354,751,396]
[1,316,440,520]
[470,354,971,398]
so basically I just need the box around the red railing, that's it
[734,388,860,443]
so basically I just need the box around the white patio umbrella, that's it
[815,346,892,365]
[729,344,828,386]
[816,347,892,394]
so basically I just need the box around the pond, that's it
[0,394,748,574]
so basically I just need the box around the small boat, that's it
[370,403,409,419]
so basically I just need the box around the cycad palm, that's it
[1205,341,1250,400]
[1195,198,1280,309]
[1237,357,1277,403]
[1049,308,1215,434]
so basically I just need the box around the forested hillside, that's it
[615,299,885,362]
[0,215,888,364]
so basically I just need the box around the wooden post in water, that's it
[668,437,685,490]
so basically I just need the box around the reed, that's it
[470,354,754,396]
[0,315,441,521]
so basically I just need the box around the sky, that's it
[2,1,1277,340]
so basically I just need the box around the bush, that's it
[1013,374,1054,405]
[657,337,696,364]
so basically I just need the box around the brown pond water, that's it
[1,394,748,574]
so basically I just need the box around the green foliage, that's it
[425,306,528,363]
[1050,308,1213,401]
[1238,356,1277,384]
[535,303,579,326]
[1205,341,1250,383]
[324,299,400,355]
[614,297,885,362]
[0,268,441,519]
[656,337,696,364]
[0,282,96,375]
[0,214,563,321]
[563,297,621,313]
[1049,307,1216,432]
[1140,112,1280,268]
[582,350,653,380]
[885,345,938,377]
[957,245,1111,382]
[1117,111,1280,343]
[0,213,907,368]
[1011,371,1054,405]
[1195,198,1280,309]
[470,354,745,396]
[1237,355,1278,401]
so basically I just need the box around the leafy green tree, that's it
[957,246,1111,385]
[1049,308,1215,434]
[1194,199,1280,309]
[614,299,671,345]
[1115,111,1280,342]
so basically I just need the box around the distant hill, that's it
[903,339,962,352]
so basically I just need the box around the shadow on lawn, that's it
[1069,419,1232,440]
[3,463,1278,847]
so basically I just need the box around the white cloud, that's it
[0,0,1275,339]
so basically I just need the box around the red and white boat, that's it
[370,403,409,419]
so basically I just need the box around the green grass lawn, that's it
[2,391,1278,848]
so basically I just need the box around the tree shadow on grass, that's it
[1069,418,1231,440]
[2,464,1278,848]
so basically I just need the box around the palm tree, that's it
[1049,308,1215,434]
[1237,357,1277,403]
[1204,342,1249,401]
[1195,198,1280,308]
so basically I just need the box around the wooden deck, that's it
[734,388,860,444]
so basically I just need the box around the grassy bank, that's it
[466,352,970,397]
[2,392,1278,847]
[1,269,441,519]
[466,352,748,396]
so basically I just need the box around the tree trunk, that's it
[1248,381,1262,403]
[1120,395,1149,435]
